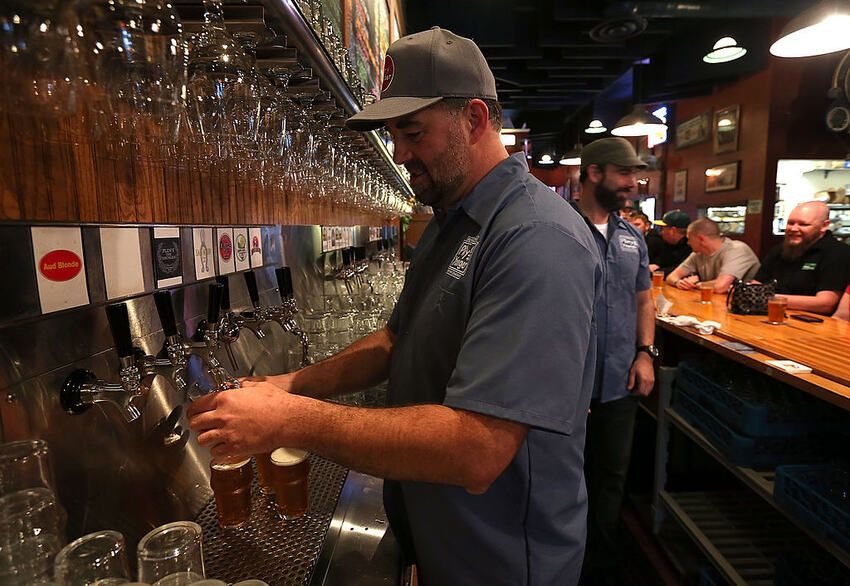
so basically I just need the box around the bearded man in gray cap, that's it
[575,137,657,586]
[188,27,602,586]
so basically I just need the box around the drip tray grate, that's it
[196,455,348,585]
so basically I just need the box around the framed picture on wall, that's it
[713,105,740,154]
[705,161,740,193]
[675,112,710,149]
[673,169,687,202]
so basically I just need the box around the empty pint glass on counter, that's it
[767,295,788,325]
[137,521,204,584]
[210,457,253,528]
[269,448,309,520]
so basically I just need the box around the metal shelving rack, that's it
[651,366,850,585]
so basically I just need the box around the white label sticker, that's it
[100,227,145,299]
[192,228,215,281]
[233,227,250,272]
[216,228,235,275]
[31,226,89,314]
[446,236,479,280]
[619,234,638,253]
[249,227,263,268]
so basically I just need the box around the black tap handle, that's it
[153,290,179,338]
[208,283,223,324]
[215,276,231,311]
[244,271,261,308]
[342,248,352,265]
[105,303,134,359]
[275,266,293,298]
[357,247,366,261]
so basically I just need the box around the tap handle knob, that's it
[244,271,261,308]
[215,276,231,311]
[153,290,179,338]
[105,303,134,359]
[208,283,224,324]
[275,266,294,298]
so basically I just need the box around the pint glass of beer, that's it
[209,457,253,528]
[652,270,665,288]
[269,448,309,520]
[254,452,274,493]
[699,282,713,303]
[767,295,788,325]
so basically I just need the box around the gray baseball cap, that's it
[346,27,498,131]
[580,137,647,171]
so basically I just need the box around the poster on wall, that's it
[321,0,344,37]
[348,0,391,99]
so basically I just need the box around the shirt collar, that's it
[452,152,529,226]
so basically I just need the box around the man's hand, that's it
[648,263,660,272]
[676,275,699,290]
[187,382,308,458]
[628,353,655,397]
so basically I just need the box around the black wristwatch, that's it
[636,344,660,360]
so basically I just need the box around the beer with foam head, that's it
[210,457,252,527]
[269,448,309,520]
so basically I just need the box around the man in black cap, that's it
[650,209,692,276]
[574,137,657,586]
[188,27,602,586]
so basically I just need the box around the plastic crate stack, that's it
[672,359,847,469]
[774,464,850,556]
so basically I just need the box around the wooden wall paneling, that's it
[0,114,21,220]
[74,142,100,222]
[12,119,53,221]
[44,141,80,222]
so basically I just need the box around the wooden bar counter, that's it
[654,286,850,413]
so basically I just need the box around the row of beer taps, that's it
[61,267,308,423]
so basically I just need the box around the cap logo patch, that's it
[381,55,395,93]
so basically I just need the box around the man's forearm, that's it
[291,327,394,398]
[636,290,655,346]
[785,291,841,315]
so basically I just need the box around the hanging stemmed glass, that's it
[77,0,188,161]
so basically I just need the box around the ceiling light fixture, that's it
[538,154,554,165]
[611,105,667,137]
[559,143,582,166]
[770,0,850,58]
[584,119,607,134]
[703,36,747,63]
[500,134,517,146]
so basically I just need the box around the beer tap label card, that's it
[152,227,183,288]
[233,227,250,272]
[249,227,263,268]
[216,228,235,275]
[31,226,89,314]
[192,228,215,281]
[100,227,145,299]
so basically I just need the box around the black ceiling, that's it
[403,0,820,155]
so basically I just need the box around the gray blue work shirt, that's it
[385,153,603,586]
[579,210,651,403]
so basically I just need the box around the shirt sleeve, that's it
[719,243,760,279]
[443,222,600,435]
[814,242,850,293]
[676,252,698,276]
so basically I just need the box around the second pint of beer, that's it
[269,448,309,520]
[210,457,253,527]
[255,452,274,492]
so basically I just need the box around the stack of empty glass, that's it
[0,439,65,585]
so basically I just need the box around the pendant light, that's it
[611,105,667,137]
[559,143,582,166]
[703,37,747,63]
[770,0,850,58]
[584,119,607,134]
[538,153,554,165]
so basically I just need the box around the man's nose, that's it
[392,141,411,165]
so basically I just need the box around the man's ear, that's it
[466,99,490,143]
[587,163,604,183]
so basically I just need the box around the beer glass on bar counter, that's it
[652,270,664,288]
[767,295,788,325]
[209,457,253,528]
[269,448,310,520]
[254,452,274,493]
[699,282,714,304]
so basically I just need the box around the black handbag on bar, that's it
[726,279,777,315]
